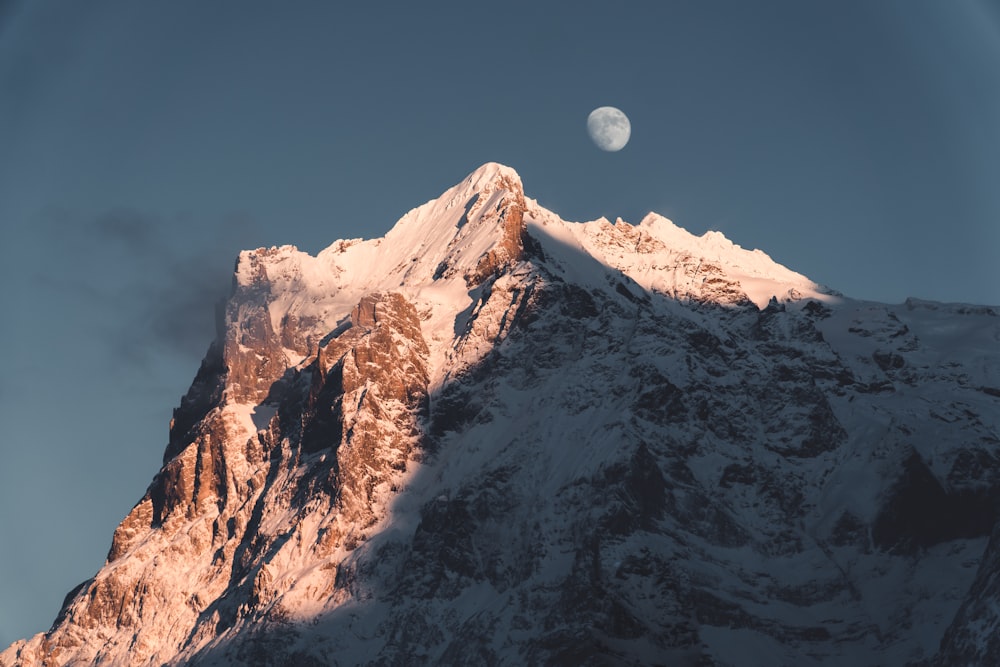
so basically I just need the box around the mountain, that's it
[3,163,999,666]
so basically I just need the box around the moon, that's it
[587,106,631,152]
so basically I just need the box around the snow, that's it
[8,162,999,667]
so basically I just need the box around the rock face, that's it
[3,163,1000,666]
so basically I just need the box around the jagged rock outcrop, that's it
[3,163,999,666]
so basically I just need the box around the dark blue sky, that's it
[1,0,998,647]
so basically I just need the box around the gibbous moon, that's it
[587,106,631,152]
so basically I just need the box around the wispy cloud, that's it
[32,207,264,368]
[90,208,161,255]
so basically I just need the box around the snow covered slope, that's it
[3,163,998,666]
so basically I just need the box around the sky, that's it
[1,0,999,648]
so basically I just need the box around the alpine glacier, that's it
[3,163,999,666]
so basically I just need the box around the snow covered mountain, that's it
[4,163,999,666]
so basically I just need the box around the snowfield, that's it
[4,163,999,667]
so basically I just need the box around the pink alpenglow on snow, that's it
[4,164,999,666]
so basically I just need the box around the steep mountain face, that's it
[4,163,999,666]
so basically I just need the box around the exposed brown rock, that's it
[9,164,997,667]
[222,248,295,404]
[107,497,153,562]
[318,292,430,524]
[465,175,529,287]
[279,313,321,357]
[592,218,668,254]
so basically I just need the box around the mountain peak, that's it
[228,164,829,333]
[461,161,523,194]
[6,163,1000,666]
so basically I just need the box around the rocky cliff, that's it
[3,163,999,666]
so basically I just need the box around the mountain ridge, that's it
[4,163,999,666]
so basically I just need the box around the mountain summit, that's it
[4,164,999,666]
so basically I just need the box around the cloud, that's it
[33,207,264,367]
[90,208,161,255]
[143,251,234,359]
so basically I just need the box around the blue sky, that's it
[1,0,999,647]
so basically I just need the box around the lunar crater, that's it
[587,106,631,152]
